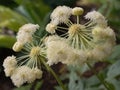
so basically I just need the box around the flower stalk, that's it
[86,62,112,90]
[40,57,67,90]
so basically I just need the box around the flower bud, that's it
[72,7,84,15]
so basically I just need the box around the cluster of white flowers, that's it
[3,24,44,87]
[13,23,39,52]
[50,6,72,24]
[2,6,116,87]
[11,66,42,87]
[85,11,107,27]
[45,36,87,66]
[3,56,17,77]
[3,56,42,87]
[45,6,116,66]
[46,23,57,34]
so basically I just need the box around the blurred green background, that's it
[0,0,120,90]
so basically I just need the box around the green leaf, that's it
[105,81,115,90]
[106,79,120,90]
[13,84,31,90]
[85,81,115,90]
[84,75,100,87]
[0,5,28,32]
[34,81,43,90]
[107,60,120,79]
[0,35,16,48]
[68,71,84,90]
[68,64,89,74]
[108,45,120,60]
[15,0,50,25]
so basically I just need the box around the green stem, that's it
[86,62,112,90]
[41,58,67,90]
[77,15,79,24]
[57,26,68,30]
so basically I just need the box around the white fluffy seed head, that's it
[46,23,57,34]
[46,38,87,66]
[72,7,84,15]
[89,27,115,61]
[3,56,17,68]
[18,66,36,83]
[10,66,43,87]
[33,68,43,79]
[12,42,24,52]
[46,40,70,66]
[45,35,62,46]
[85,11,107,27]
[11,71,25,87]
[51,6,72,24]
[45,6,116,65]
[92,26,116,41]
[16,23,39,45]
[92,26,105,41]
[26,71,36,83]
[85,11,105,21]
[104,27,116,41]
[19,23,39,34]
[63,50,87,65]
[17,32,33,44]
[87,49,105,61]
[4,67,16,77]
[87,42,114,61]
[11,66,31,87]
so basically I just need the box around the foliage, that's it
[15,0,50,25]
[0,5,28,32]
[0,35,16,48]
[0,0,51,48]
[108,45,120,61]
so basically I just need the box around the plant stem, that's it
[41,58,67,90]
[77,15,79,24]
[86,62,112,90]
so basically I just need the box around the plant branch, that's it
[86,62,112,90]
[41,58,67,90]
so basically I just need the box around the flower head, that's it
[46,37,70,65]
[85,11,107,27]
[92,26,116,42]
[45,36,87,66]
[3,56,17,68]
[3,40,45,87]
[19,23,39,34]
[10,65,43,87]
[3,24,45,87]
[16,42,46,71]
[13,23,39,52]
[46,23,57,34]
[46,6,116,65]
[72,7,84,15]
[51,6,72,24]
[3,56,17,77]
